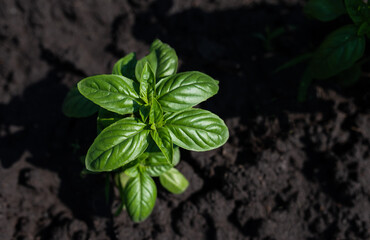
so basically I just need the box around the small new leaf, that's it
[150,127,173,164]
[159,168,189,194]
[135,51,158,82]
[124,171,157,222]
[156,72,219,112]
[149,98,163,125]
[78,75,141,115]
[86,117,150,172]
[112,52,137,80]
[62,87,99,118]
[164,108,229,151]
[139,62,156,103]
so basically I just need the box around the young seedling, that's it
[62,39,229,222]
[276,0,370,101]
[252,25,295,52]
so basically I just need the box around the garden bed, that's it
[0,0,369,239]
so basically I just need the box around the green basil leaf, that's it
[135,51,158,83]
[85,117,150,172]
[150,39,178,79]
[116,172,131,190]
[164,108,229,151]
[358,22,370,36]
[310,25,366,79]
[304,0,346,22]
[62,87,99,118]
[138,62,156,103]
[78,74,141,115]
[149,98,163,125]
[124,171,157,222]
[112,52,137,80]
[159,168,189,194]
[120,158,141,172]
[156,72,219,112]
[142,147,180,177]
[150,127,173,164]
[97,108,125,134]
[345,0,370,25]
[125,165,140,177]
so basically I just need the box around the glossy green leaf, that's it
[304,0,346,22]
[142,147,180,177]
[150,127,173,164]
[138,62,156,103]
[125,165,140,177]
[120,158,141,172]
[172,146,180,166]
[164,108,229,151]
[124,171,157,222]
[150,39,178,79]
[345,0,370,25]
[149,98,163,125]
[159,168,189,194]
[156,72,219,112]
[85,117,150,172]
[310,25,366,79]
[78,74,141,115]
[112,52,137,80]
[97,108,125,134]
[135,51,158,83]
[62,87,99,118]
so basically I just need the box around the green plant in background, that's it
[277,0,370,101]
[62,39,229,222]
[253,26,286,52]
[253,25,296,52]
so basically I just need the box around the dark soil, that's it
[1,0,370,239]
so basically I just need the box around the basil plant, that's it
[63,39,229,222]
[277,0,370,101]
